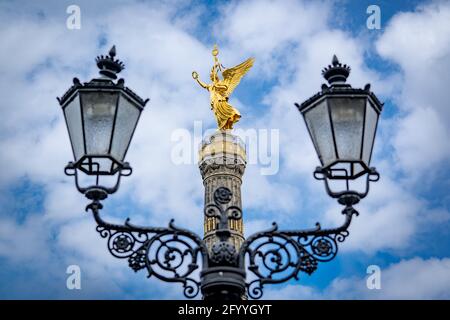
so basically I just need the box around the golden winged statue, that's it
[192,45,254,130]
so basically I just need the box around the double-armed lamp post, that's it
[58,46,383,300]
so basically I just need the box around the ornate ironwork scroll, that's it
[239,201,359,299]
[85,199,208,298]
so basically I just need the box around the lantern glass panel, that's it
[362,101,378,164]
[304,100,335,166]
[81,92,118,155]
[64,96,84,161]
[110,95,141,161]
[329,97,365,160]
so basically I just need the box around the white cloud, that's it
[376,1,450,176]
[393,107,450,173]
[216,0,329,70]
[0,216,50,263]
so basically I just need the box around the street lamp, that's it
[295,54,383,204]
[58,46,148,200]
[59,48,382,300]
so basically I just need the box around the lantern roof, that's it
[57,46,149,108]
[296,55,384,112]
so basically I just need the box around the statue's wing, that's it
[222,58,254,97]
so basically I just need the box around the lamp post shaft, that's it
[199,131,247,300]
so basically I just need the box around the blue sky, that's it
[0,0,449,299]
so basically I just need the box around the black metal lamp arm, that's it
[238,202,359,299]
[85,200,208,299]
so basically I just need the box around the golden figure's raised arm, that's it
[192,71,208,89]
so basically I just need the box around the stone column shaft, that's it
[199,131,246,251]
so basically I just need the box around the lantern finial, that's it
[95,45,125,80]
[322,55,351,85]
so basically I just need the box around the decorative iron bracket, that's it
[85,198,208,298]
[237,200,358,299]
[83,185,364,299]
